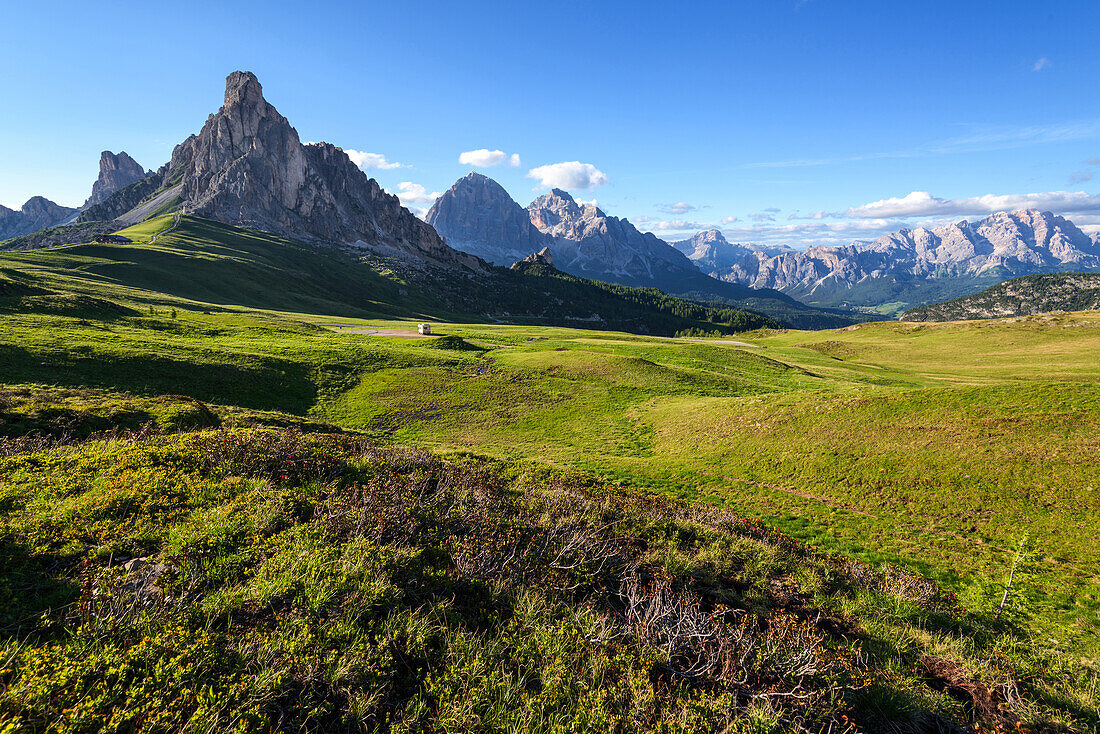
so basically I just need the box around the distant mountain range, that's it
[426,173,853,328]
[0,197,76,240]
[676,212,1100,314]
[19,69,1097,329]
[903,272,1100,321]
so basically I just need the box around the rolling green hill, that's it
[1,221,1100,731]
[904,272,1100,321]
[2,215,862,329]
[0,215,780,335]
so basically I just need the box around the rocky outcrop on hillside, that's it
[511,247,555,269]
[903,272,1100,321]
[688,211,1100,299]
[427,173,550,265]
[80,71,477,268]
[83,151,150,208]
[0,221,120,251]
[0,197,77,240]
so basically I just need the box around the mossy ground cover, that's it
[0,427,1096,732]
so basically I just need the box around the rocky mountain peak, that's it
[692,229,728,246]
[511,247,555,269]
[84,151,149,208]
[0,196,77,240]
[80,70,476,268]
[426,173,548,265]
[224,71,265,107]
[217,70,287,145]
[527,187,697,285]
[672,228,758,271]
[528,189,587,233]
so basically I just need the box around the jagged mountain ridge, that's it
[527,189,695,285]
[426,175,861,328]
[680,211,1100,311]
[0,197,77,240]
[80,71,477,268]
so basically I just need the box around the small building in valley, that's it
[417,323,432,335]
[93,234,133,244]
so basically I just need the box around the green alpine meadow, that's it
[4,14,1100,728]
[1,205,1098,732]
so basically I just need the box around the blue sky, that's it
[2,0,1099,246]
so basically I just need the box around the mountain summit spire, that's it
[224,70,264,106]
[80,71,478,268]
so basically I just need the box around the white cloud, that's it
[1033,56,1051,72]
[458,149,522,167]
[646,220,704,232]
[634,219,711,235]
[526,161,609,190]
[845,190,1100,219]
[721,216,739,224]
[392,182,441,215]
[344,149,405,170]
[749,211,776,222]
[575,197,599,208]
[658,201,695,214]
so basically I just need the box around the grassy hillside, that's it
[0,215,783,335]
[1,227,1100,729]
[3,214,858,329]
[904,272,1100,321]
[0,282,1098,650]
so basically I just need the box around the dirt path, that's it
[684,338,761,348]
[337,328,433,339]
[148,212,181,245]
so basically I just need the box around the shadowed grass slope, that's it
[0,215,784,335]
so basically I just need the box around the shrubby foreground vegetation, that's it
[1,422,1097,732]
